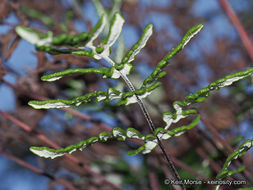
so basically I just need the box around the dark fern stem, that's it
[119,69,185,190]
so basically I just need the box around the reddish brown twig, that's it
[201,116,233,153]
[160,160,182,190]
[155,145,208,181]
[0,110,122,190]
[195,146,221,174]
[218,0,253,62]
[149,171,160,190]
[147,156,160,190]
[171,157,207,181]
[0,150,78,190]
[2,80,112,133]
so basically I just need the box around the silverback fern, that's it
[16,11,253,190]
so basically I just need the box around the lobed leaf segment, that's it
[30,115,200,159]
[28,81,161,109]
[181,67,253,106]
[92,0,123,35]
[143,24,204,87]
[214,140,253,190]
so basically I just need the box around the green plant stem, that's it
[104,56,185,190]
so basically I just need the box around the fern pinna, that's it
[16,12,253,189]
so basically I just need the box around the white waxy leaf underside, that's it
[99,134,111,141]
[126,130,142,139]
[128,25,153,63]
[42,76,63,82]
[99,13,124,58]
[243,141,252,148]
[30,148,65,159]
[111,63,132,78]
[182,25,203,48]
[29,102,70,109]
[108,89,122,100]
[142,140,157,154]
[113,130,126,140]
[15,26,52,46]
[156,131,171,140]
[163,103,186,130]
[104,13,125,50]
[125,91,152,105]
[87,16,106,47]
[97,95,107,101]
[218,76,246,87]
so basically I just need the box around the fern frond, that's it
[28,82,161,109]
[161,67,253,130]
[52,32,90,47]
[101,12,124,56]
[35,45,94,57]
[127,115,201,155]
[143,24,204,86]
[216,139,253,180]
[214,140,253,190]
[41,67,112,82]
[121,24,153,65]
[29,115,200,159]
[86,14,107,48]
[162,101,197,130]
[15,26,53,46]
[16,11,253,183]
[183,67,253,106]
[28,88,120,109]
